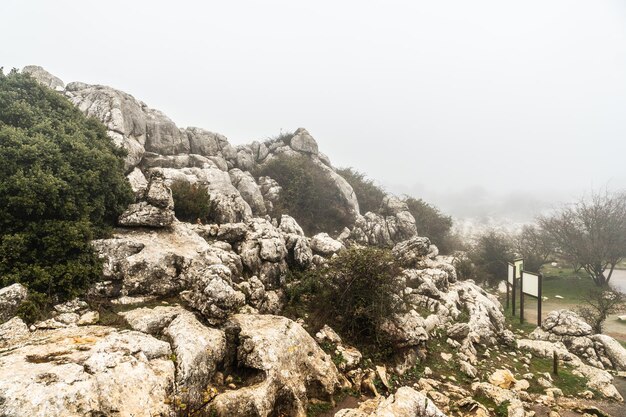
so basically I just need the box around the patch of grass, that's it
[539,265,597,304]
[501,302,538,335]
[525,357,590,396]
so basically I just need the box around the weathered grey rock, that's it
[0,326,175,417]
[258,176,282,213]
[216,222,249,243]
[348,197,417,247]
[0,317,29,346]
[22,65,65,90]
[118,201,175,227]
[393,237,431,267]
[236,218,288,287]
[311,233,344,256]
[0,283,28,324]
[164,311,226,397]
[64,82,157,171]
[120,306,183,334]
[181,264,245,324]
[229,169,266,215]
[447,323,470,340]
[289,127,319,154]
[471,383,524,417]
[379,309,429,348]
[145,172,174,209]
[517,338,623,400]
[335,387,447,417]
[541,310,593,337]
[126,167,149,197]
[279,214,305,236]
[591,334,626,371]
[211,314,339,417]
[185,127,224,156]
[159,167,252,223]
[92,223,242,298]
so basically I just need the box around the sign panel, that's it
[514,259,524,278]
[522,271,540,297]
[507,263,514,285]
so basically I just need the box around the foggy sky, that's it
[3,0,626,219]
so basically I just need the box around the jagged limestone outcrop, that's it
[0,326,175,417]
[6,66,623,417]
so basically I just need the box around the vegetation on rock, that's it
[336,167,386,215]
[0,70,133,321]
[287,247,402,349]
[170,180,211,223]
[404,197,453,251]
[258,155,353,235]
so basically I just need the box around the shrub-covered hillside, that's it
[0,69,133,320]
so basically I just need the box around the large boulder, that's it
[392,237,432,267]
[121,306,227,399]
[235,218,288,288]
[211,314,340,417]
[0,326,175,417]
[229,169,266,215]
[289,127,319,154]
[348,197,417,247]
[92,222,242,298]
[0,283,28,324]
[22,65,65,90]
[118,172,175,227]
[335,387,447,417]
[311,232,345,256]
[541,310,593,337]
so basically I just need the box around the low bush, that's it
[289,247,403,349]
[258,155,353,235]
[170,180,211,223]
[468,229,514,286]
[336,167,386,214]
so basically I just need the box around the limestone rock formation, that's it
[0,283,28,323]
[0,326,175,417]
[211,314,340,417]
[335,387,447,417]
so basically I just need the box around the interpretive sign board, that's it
[522,271,540,297]
[507,263,515,285]
[520,271,543,326]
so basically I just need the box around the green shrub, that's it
[258,155,353,235]
[170,180,211,223]
[309,247,403,347]
[405,197,453,251]
[0,69,133,321]
[336,167,386,214]
[468,229,514,286]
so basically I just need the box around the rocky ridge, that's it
[0,67,624,417]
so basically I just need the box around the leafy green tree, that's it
[0,70,133,321]
[469,229,515,286]
[336,167,386,214]
[258,155,353,235]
